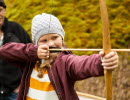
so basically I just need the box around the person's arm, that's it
[64,54,103,81]
[0,43,38,62]
[63,51,118,81]
[37,46,118,81]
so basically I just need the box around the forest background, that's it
[5,0,130,100]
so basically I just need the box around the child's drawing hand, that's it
[37,45,49,59]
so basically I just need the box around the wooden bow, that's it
[99,0,112,100]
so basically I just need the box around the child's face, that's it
[38,33,63,48]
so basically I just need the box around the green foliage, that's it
[5,0,130,54]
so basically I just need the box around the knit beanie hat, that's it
[0,0,6,8]
[32,13,65,45]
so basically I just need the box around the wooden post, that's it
[99,0,112,100]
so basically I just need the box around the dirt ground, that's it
[75,53,130,100]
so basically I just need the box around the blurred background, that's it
[5,0,130,99]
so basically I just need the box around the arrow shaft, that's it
[49,48,130,52]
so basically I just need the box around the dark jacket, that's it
[0,18,32,94]
[0,43,104,100]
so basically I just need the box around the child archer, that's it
[0,13,118,100]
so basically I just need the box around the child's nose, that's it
[48,41,55,47]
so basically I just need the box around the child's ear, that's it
[62,40,66,47]
[62,40,64,45]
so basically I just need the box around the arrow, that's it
[49,48,130,53]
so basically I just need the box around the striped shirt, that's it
[26,66,59,100]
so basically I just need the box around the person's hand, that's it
[99,51,119,70]
[37,45,49,59]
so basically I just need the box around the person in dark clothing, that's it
[0,0,32,100]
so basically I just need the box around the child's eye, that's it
[41,39,47,43]
[52,36,58,40]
